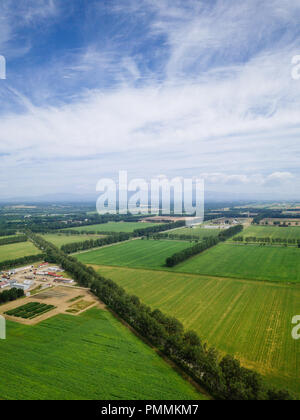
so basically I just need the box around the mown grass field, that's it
[0,308,205,400]
[76,239,192,270]
[173,243,300,283]
[43,234,106,248]
[239,225,300,240]
[170,226,222,239]
[67,221,161,233]
[96,266,300,397]
[0,241,40,262]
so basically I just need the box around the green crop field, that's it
[67,221,161,233]
[76,239,192,269]
[96,266,300,397]
[5,302,56,319]
[237,225,300,240]
[0,241,40,262]
[172,243,300,283]
[42,234,106,248]
[0,308,205,400]
[170,226,222,239]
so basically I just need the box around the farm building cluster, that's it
[200,217,252,230]
[0,263,75,295]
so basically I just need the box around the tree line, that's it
[60,230,102,235]
[252,209,300,225]
[166,237,219,267]
[218,225,243,240]
[155,232,209,241]
[165,225,244,267]
[27,231,292,400]
[233,236,300,246]
[61,233,131,254]
[61,229,134,236]
[0,235,27,247]
[0,230,17,237]
[0,287,24,304]
[133,221,186,237]
[0,253,44,271]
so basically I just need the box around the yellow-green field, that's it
[0,241,40,262]
[77,237,300,284]
[42,234,106,248]
[0,308,206,400]
[238,225,300,240]
[67,221,161,233]
[95,265,300,397]
[76,239,192,270]
[173,243,300,283]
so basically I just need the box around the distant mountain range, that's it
[0,190,298,204]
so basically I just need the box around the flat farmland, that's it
[76,239,192,270]
[96,266,300,397]
[67,222,161,233]
[238,225,300,240]
[0,308,205,400]
[42,234,106,248]
[173,243,300,283]
[0,241,40,262]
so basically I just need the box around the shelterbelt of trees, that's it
[166,237,219,267]
[0,287,24,304]
[0,230,17,237]
[218,224,244,240]
[166,225,243,267]
[61,233,131,254]
[233,236,300,246]
[27,230,292,400]
[133,221,186,237]
[253,211,300,224]
[0,254,44,271]
[156,232,216,241]
[0,235,27,247]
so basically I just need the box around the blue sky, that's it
[0,0,300,200]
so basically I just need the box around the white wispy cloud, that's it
[0,0,60,57]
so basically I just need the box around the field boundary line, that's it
[90,264,300,289]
